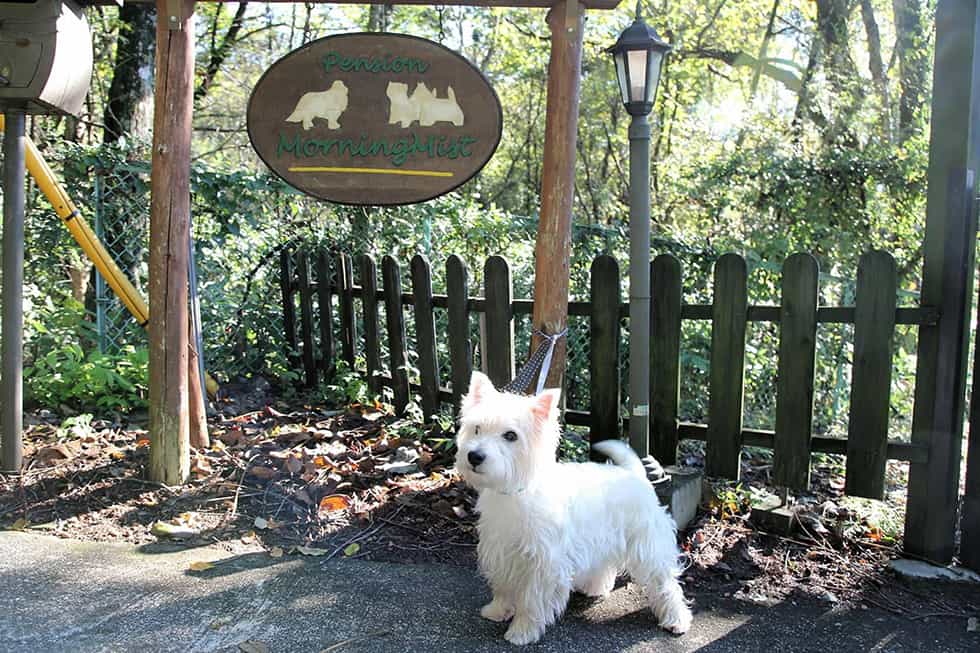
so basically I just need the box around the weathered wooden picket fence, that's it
[279,247,980,569]
[281,248,938,500]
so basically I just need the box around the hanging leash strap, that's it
[501,327,568,396]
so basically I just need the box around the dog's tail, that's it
[592,439,648,478]
[447,86,457,103]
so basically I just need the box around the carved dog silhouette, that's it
[387,81,465,128]
[285,80,349,130]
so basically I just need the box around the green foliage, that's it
[320,360,371,407]
[56,413,96,440]
[709,481,754,520]
[557,432,590,463]
[26,345,149,413]
[19,1,937,434]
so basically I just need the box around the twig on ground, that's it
[318,629,392,653]
[324,505,405,561]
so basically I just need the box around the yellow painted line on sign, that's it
[288,166,454,178]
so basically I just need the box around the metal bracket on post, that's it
[166,0,184,31]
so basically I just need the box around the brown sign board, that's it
[247,33,502,205]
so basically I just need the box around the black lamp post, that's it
[609,1,670,462]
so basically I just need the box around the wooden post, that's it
[706,254,748,480]
[589,255,621,457]
[148,0,195,485]
[964,275,980,572]
[411,255,441,419]
[530,0,585,390]
[484,256,514,388]
[382,256,410,413]
[650,254,682,466]
[337,252,356,368]
[446,255,472,410]
[904,0,980,564]
[845,250,897,499]
[316,249,335,377]
[280,248,298,368]
[358,254,381,394]
[773,253,819,492]
[297,251,317,387]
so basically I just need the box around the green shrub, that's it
[25,345,149,413]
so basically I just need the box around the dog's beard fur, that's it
[455,372,693,645]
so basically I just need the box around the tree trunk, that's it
[860,0,892,142]
[815,0,862,147]
[892,0,928,142]
[103,4,156,144]
[367,4,391,31]
[195,2,248,103]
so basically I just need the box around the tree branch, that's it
[195,2,249,103]
[679,48,802,93]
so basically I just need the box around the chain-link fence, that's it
[93,164,150,354]
[54,145,328,388]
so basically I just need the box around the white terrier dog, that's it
[386,81,465,128]
[455,372,692,645]
[386,81,418,128]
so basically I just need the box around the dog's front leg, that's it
[504,576,568,646]
[504,610,547,646]
[480,593,514,622]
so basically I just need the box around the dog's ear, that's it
[461,371,496,412]
[531,388,561,426]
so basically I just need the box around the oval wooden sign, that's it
[247,33,502,206]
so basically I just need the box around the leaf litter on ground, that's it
[2,399,976,621]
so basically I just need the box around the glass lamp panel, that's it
[626,48,648,103]
[614,52,629,105]
[646,49,665,105]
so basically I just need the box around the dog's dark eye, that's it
[474,426,480,435]
[502,431,518,442]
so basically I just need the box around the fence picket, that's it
[279,248,298,368]
[383,256,410,413]
[446,255,472,410]
[316,249,335,376]
[845,250,897,499]
[706,254,748,479]
[651,254,682,465]
[296,251,317,387]
[484,256,514,388]
[964,265,980,572]
[774,253,820,491]
[590,255,621,454]
[358,254,381,394]
[411,255,441,419]
[336,252,356,368]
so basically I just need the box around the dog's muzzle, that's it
[467,450,486,469]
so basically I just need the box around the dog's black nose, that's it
[468,450,486,468]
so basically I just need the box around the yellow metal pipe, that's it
[2,115,219,397]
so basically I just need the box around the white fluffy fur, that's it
[455,372,693,645]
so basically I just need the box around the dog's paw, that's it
[660,606,693,635]
[480,599,514,622]
[574,569,617,598]
[504,617,545,646]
